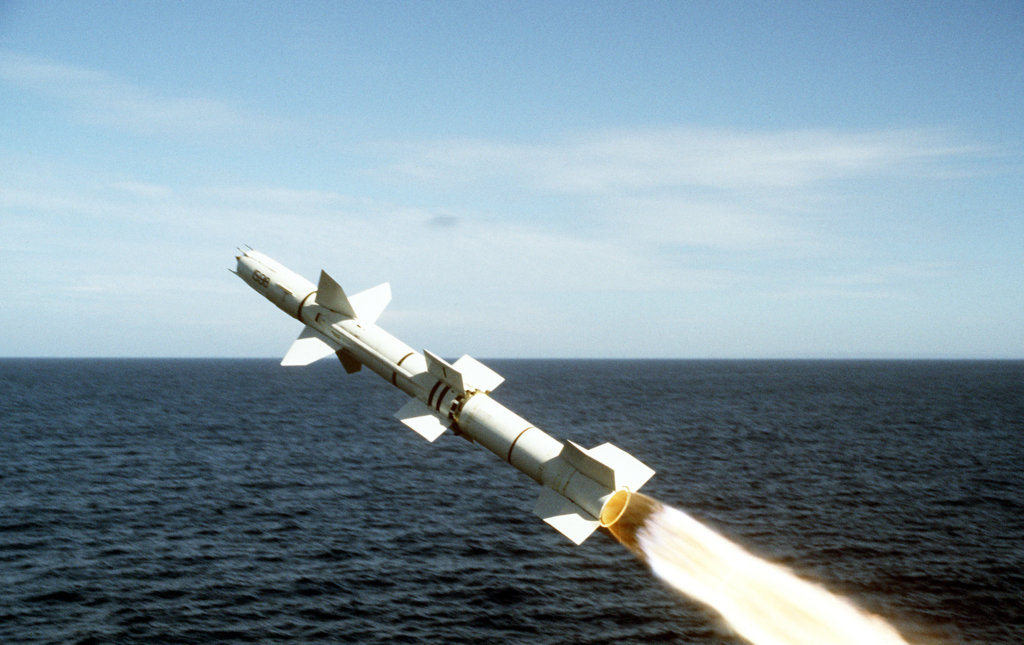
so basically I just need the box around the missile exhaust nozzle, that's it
[600,490,662,558]
[599,488,632,527]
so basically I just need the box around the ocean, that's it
[1,359,1021,644]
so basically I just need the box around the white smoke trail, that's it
[637,503,910,645]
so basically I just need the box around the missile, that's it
[233,248,654,544]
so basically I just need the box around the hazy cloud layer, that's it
[387,128,975,192]
[1,45,1017,357]
[0,51,269,135]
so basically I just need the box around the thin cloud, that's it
[373,127,985,266]
[598,195,823,253]
[0,119,990,357]
[386,127,979,193]
[109,182,174,199]
[200,185,356,208]
[0,50,271,135]
[0,187,82,211]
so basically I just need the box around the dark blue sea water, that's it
[1,359,1021,644]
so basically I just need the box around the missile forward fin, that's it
[316,273,391,322]
[533,488,600,545]
[282,326,338,366]
[316,271,357,318]
[394,398,450,442]
[337,348,363,374]
[348,282,391,323]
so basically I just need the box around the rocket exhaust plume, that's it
[602,491,910,645]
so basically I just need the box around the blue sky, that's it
[2,1,1022,358]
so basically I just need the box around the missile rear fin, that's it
[424,350,504,394]
[394,398,450,441]
[423,350,465,392]
[453,355,504,393]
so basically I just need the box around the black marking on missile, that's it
[397,352,415,367]
[434,386,452,412]
[296,290,317,323]
[507,426,537,464]
[427,381,443,408]
[447,395,465,423]
[448,400,460,423]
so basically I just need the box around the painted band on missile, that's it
[233,248,655,544]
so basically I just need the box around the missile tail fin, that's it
[587,442,656,492]
[282,326,338,366]
[533,488,600,545]
[534,442,654,544]
[562,441,617,489]
[560,441,655,492]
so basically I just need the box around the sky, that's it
[1,1,1022,359]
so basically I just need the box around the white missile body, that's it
[234,249,654,544]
